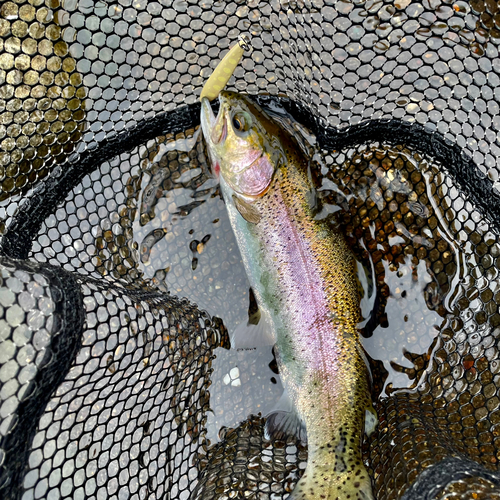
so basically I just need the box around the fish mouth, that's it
[200,97,217,144]
[213,116,227,144]
[201,95,229,146]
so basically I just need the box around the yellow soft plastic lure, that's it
[199,36,249,101]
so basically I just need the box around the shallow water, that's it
[320,140,500,404]
[19,102,500,500]
[29,105,496,460]
[321,143,468,395]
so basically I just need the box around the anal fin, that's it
[230,309,276,350]
[264,389,307,444]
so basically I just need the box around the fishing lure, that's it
[199,35,250,101]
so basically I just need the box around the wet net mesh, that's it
[2,0,500,499]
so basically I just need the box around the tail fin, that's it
[288,462,374,500]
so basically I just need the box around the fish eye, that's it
[232,112,251,133]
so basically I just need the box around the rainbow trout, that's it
[201,92,375,500]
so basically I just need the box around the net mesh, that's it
[2,1,500,499]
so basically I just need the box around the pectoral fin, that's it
[264,389,307,444]
[232,194,261,224]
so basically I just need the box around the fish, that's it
[201,91,376,500]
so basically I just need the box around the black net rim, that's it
[2,95,499,261]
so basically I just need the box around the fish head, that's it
[201,91,285,198]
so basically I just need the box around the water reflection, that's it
[362,257,444,393]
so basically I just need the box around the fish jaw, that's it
[200,97,221,177]
[201,94,261,179]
